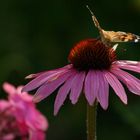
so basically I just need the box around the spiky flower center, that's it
[68,39,116,71]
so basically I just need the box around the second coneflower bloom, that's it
[22,38,140,115]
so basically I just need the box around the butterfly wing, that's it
[103,31,140,43]
[86,6,140,44]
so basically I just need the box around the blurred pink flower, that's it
[22,39,140,115]
[0,83,48,140]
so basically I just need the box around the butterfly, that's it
[86,5,140,46]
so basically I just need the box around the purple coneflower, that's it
[22,38,140,115]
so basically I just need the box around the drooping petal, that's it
[84,70,97,105]
[115,60,140,73]
[22,71,62,92]
[119,65,140,73]
[85,70,109,109]
[22,65,72,92]
[25,71,47,79]
[33,70,73,103]
[116,60,140,66]
[54,71,76,115]
[104,72,127,104]
[97,71,109,109]
[25,64,72,79]
[70,71,85,104]
[111,68,140,95]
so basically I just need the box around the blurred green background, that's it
[0,0,140,140]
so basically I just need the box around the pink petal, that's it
[104,72,127,104]
[33,70,73,102]
[118,65,140,73]
[22,65,71,92]
[26,108,48,131]
[54,71,76,115]
[3,82,16,95]
[97,71,109,109]
[84,70,97,105]
[111,68,140,95]
[116,60,140,66]
[16,86,33,101]
[25,64,72,79]
[115,60,140,73]
[69,71,85,104]
[0,100,11,112]
[16,86,23,94]
[25,71,47,79]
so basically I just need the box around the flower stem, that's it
[87,102,97,140]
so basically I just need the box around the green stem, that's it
[87,102,97,140]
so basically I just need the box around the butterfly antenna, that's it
[86,5,102,30]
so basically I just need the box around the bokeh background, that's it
[0,0,140,140]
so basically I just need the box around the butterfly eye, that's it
[134,35,140,42]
